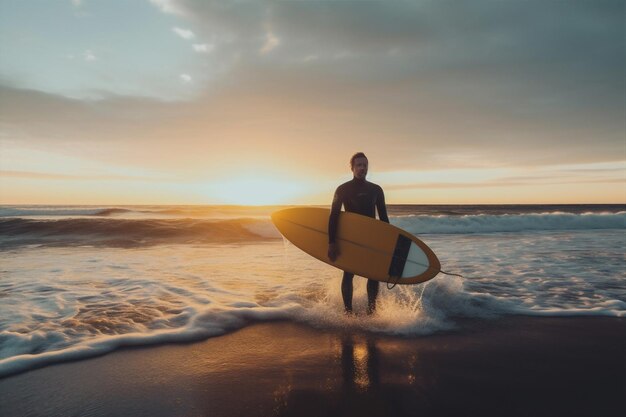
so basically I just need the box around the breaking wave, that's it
[394,212,625,234]
[0,218,281,248]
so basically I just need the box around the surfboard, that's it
[271,207,440,285]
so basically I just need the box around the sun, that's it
[205,175,306,205]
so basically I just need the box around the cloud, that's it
[180,74,192,83]
[1,82,622,177]
[130,1,624,163]
[175,0,624,107]
[382,160,626,191]
[149,0,186,16]
[192,43,214,53]
[83,49,96,61]
[172,27,195,40]
[386,177,626,191]
[259,30,280,54]
[0,170,166,182]
[1,1,623,179]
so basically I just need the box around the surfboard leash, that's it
[386,266,464,290]
[386,276,401,290]
[438,269,465,278]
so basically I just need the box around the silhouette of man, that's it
[328,152,389,314]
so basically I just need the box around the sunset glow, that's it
[205,175,309,206]
[0,0,623,204]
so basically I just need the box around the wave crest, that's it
[394,212,626,234]
[0,218,280,248]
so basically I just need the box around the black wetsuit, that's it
[328,177,389,314]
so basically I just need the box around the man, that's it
[328,152,389,315]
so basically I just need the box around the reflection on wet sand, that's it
[274,332,423,417]
[334,334,387,416]
[341,334,380,393]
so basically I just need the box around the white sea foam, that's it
[392,212,626,234]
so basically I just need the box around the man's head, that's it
[350,152,368,180]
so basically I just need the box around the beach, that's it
[1,316,624,417]
[1,204,625,416]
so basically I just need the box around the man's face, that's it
[351,157,368,179]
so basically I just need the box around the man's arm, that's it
[376,187,390,223]
[328,187,342,261]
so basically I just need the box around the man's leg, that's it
[367,279,379,315]
[341,271,354,313]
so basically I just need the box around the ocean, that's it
[0,204,624,378]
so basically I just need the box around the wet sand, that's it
[1,316,624,417]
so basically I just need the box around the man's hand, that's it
[328,243,339,262]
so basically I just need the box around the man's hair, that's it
[350,152,368,168]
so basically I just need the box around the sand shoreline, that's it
[1,316,624,417]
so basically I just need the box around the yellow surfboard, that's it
[271,207,440,285]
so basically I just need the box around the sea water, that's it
[0,204,624,377]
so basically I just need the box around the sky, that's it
[0,0,624,205]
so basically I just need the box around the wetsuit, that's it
[328,177,389,314]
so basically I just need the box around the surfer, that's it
[328,152,390,315]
